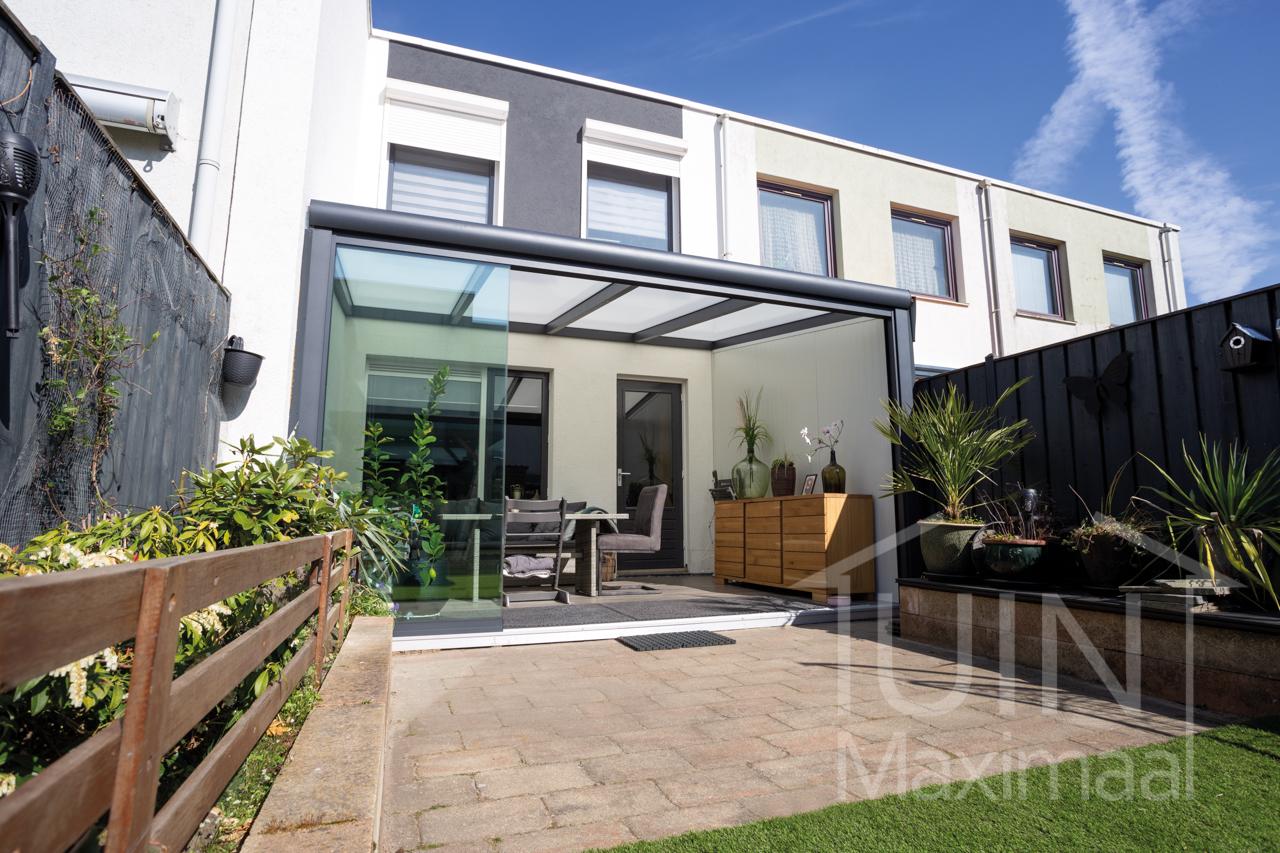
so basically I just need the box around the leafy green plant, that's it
[1067,462,1157,558]
[38,207,158,509]
[875,379,1033,522]
[0,435,391,800]
[731,388,771,458]
[360,421,397,501]
[1141,437,1280,610]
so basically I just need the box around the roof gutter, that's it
[307,200,912,313]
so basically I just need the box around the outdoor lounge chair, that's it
[501,497,572,605]
[596,484,666,596]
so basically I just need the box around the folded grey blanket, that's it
[503,554,555,577]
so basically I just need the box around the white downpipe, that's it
[977,179,1006,357]
[188,0,239,254]
[715,112,730,259]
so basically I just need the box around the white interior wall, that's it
[710,319,898,595]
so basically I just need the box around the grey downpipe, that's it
[1158,224,1177,310]
[188,0,239,254]
[977,179,1006,357]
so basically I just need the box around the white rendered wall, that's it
[677,109,721,259]
[710,320,898,595]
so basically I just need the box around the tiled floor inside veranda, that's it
[379,622,1214,853]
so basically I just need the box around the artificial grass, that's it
[606,719,1280,852]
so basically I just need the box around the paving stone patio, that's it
[379,622,1213,852]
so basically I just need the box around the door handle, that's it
[617,469,631,487]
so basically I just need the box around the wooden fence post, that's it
[337,528,353,646]
[106,565,182,853]
[312,534,332,687]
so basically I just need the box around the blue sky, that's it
[373,0,1279,304]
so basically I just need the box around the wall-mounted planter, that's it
[221,335,263,386]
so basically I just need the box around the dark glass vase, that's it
[821,449,846,493]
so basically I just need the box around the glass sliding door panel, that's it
[323,244,509,633]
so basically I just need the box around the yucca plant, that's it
[875,379,1033,522]
[1141,438,1280,610]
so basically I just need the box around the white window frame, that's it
[380,79,509,225]
[579,118,686,245]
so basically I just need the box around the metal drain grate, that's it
[618,631,736,652]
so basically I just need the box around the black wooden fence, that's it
[0,7,230,544]
[901,283,1280,577]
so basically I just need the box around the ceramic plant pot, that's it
[984,539,1047,578]
[771,463,796,497]
[918,517,983,576]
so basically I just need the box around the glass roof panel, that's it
[335,245,488,317]
[508,270,611,325]
[569,288,724,334]
[668,304,829,341]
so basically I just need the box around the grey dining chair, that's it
[596,484,667,596]
[501,497,572,605]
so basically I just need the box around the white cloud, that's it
[1013,0,1274,302]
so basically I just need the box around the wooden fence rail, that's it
[0,529,355,853]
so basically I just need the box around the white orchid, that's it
[800,419,845,462]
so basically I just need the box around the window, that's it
[388,145,494,224]
[586,163,674,251]
[757,182,834,276]
[1010,237,1064,318]
[891,210,955,299]
[1103,258,1147,326]
[496,370,549,499]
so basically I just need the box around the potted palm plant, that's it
[731,388,771,499]
[1141,437,1280,611]
[876,379,1033,576]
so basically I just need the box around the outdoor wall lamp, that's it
[0,130,40,338]
[221,335,264,386]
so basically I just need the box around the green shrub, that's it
[0,434,392,801]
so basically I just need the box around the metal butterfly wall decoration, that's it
[1064,351,1132,416]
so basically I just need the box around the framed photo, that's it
[801,474,818,495]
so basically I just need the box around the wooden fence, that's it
[901,283,1280,576]
[0,530,355,853]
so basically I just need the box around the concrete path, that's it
[379,622,1211,852]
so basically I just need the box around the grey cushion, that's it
[596,532,658,552]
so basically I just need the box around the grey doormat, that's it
[618,630,735,651]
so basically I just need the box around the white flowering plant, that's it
[800,420,844,463]
[0,435,394,800]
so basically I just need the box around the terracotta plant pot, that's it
[918,518,983,576]
[771,463,796,497]
[985,539,1047,578]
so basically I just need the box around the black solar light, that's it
[0,130,40,337]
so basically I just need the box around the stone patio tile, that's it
[720,681,807,701]
[753,751,845,790]
[518,734,621,765]
[730,668,808,686]
[415,746,524,779]
[660,674,741,692]
[417,796,551,847]
[378,810,420,853]
[498,820,637,853]
[630,703,725,728]
[842,697,934,720]
[919,726,1031,758]
[551,713,645,737]
[543,780,674,826]
[461,727,552,751]
[764,726,861,756]
[434,710,508,734]
[443,672,517,690]
[842,736,949,774]
[915,706,1006,731]
[475,762,596,799]
[656,765,780,807]
[382,773,479,814]
[651,688,734,709]
[613,724,708,753]
[526,687,609,708]
[847,714,942,743]
[578,699,659,718]
[705,696,797,719]
[397,731,465,757]
[581,748,694,784]
[676,736,786,768]
[626,801,753,841]
[770,705,864,730]
[1069,724,1173,751]
[698,714,791,741]
[740,784,854,819]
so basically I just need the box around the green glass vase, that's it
[732,453,770,499]
[821,449,846,493]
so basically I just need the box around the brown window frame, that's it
[757,180,837,277]
[1102,256,1149,324]
[890,209,957,301]
[1011,235,1066,319]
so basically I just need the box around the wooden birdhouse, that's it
[1219,322,1274,371]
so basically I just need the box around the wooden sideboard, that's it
[713,494,875,603]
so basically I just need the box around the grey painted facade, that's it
[388,42,682,238]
